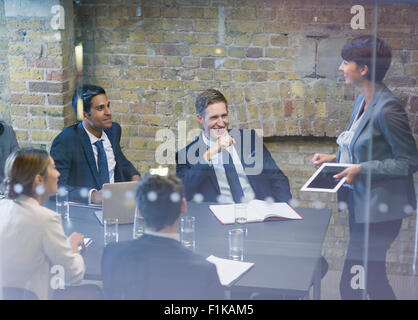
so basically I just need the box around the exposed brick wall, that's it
[74,0,417,174]
[4,0,75,149]
[0,0,9,122]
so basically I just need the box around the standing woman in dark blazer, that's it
[312,35,417,299]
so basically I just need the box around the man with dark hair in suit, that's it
[176,89,292,204]
[101,173,226,300]
[50,84,140,204]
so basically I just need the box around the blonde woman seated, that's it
[0,148,87,300]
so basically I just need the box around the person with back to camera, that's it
[311,35,418,300]
[101,172,226,300]
[0,148,87,300]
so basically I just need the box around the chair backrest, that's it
[1,287,38,300]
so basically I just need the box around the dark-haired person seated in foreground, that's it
[50,84,140,204]
[101,173,226,300]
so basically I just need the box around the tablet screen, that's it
[301,163,353,192]
[306,166,347,189]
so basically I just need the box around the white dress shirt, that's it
[144,229,180,242]
[202,133,255,203]
[0,195,85,300]
[336,98,366,165]
[82,124,116,203]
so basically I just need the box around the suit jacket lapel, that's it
[236,129,259,190]
[104,126,115,149]
[105,125,122,181]
[77,123,101,187]
[349,84,383,155]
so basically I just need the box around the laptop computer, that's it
[94,181,137,225]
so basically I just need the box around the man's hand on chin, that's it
[204,131,235,161]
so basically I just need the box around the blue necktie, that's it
[94,140,110,186]
[222,150,244,203]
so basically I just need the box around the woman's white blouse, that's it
[0,195,85,300]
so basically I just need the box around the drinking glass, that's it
[235,203,248,235]
[180,216,195,250]
[56,187,69,220]
[229,228,244,261]
[104,218,118,245]
[132,207,145,239]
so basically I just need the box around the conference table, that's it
[54,201,331,300]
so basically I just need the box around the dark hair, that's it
[72,84,106,116]
[4,147,50,199]
[341,35,392,82]
[135,173,184,231]
[195,89,228,116]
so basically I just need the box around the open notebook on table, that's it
[206,255,254,287]
[209,199,302,225]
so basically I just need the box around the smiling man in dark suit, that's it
[50,84,140,204]
[176,89,291,204]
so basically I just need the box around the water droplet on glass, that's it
[170,192,181,203]
[403,204,413,214]
[338,201,348,211]
[103,189,112,199]
[35,185,45,195]
[193,193,204,203]
[13,183,23,194]
[80,188,89,198]
[378,203,388,213]
[147,191,157,202]
[289,198,300,208]
[313,200,324,209]
[264,196,274,205]
[58,186,67,197]
[125,190,135,200]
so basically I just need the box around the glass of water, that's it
[133,207,145,239]
[229,228,244,261]
[104,218,118,246]
[234,203,247,234]
[180,216,195,251]
[56,186,69,220]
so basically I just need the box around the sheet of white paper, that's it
[206,255,254,287]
